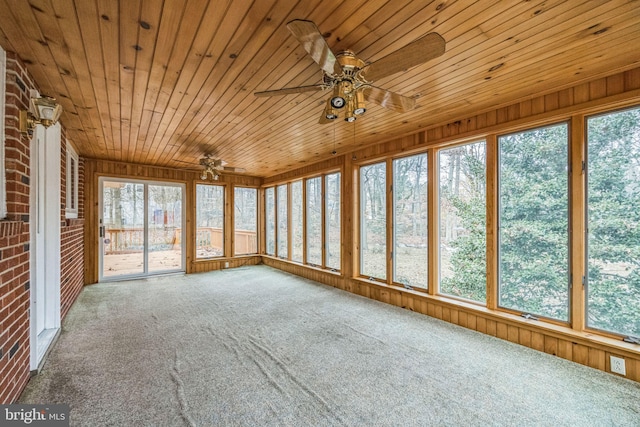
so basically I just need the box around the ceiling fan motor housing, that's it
[326,51,367,120]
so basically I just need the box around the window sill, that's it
[261,255,342,276]
[350,276,640,359]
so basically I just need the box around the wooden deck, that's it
[103,249,183,277]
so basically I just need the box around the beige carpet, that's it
[20,265,640,426]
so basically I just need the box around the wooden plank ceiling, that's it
[0,0,638,177]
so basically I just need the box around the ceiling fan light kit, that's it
[254,19,445,124]
[196,153,245,181]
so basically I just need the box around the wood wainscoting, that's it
[263,256,640,383]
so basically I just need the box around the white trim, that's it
[30,123,62,370]
[0,46,7,219]
[65,141,79,218]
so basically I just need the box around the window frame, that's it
[290,179,304,263]
[324,172,341,272]
[305,175,323,267]
[65,141,79,219]
[358,160,388,281]
[276,183,289,259]
[496,121,571,324]
[584,105,640,339]
[392,152,429,291]
[263,170,341,272]
[436,140,487,304]
[233,186,258,256]
[264,186,276,256]
[195,183,226,259]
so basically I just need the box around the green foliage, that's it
[441,194,486,301]
[498,124,569,321]
[442,111,639,337]
[587,108,640,337]
[439,142,486,302]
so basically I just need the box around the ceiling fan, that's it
[174,140,246,180]
[254,19,446,123]
[198,154,245,181]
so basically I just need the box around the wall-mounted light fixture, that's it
[19,95,63,136]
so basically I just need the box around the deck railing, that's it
[103,227,257,254]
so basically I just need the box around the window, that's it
[498,124,569,321]
[277,184,288,258]
[587,107,640,338]
[290,180,303,263]
[0,46,6,219]
[66,142,79,218]
[439,142,486,302]
[196,184,224,258]
[325,173,341,270]
[360,162,386,280]
[265,187,275,256]
[306,177,322,265]
[234,187,257,255]
[394,154,428,289]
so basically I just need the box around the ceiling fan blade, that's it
[287,19,343,77]
[365,86,416,113]
[254,84,324,97]
[360,32,445,82]
[222,166,246,173]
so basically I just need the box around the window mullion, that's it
[570,114,587,331]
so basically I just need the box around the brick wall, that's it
[0,50,35,404]
[60,136,84,319]
[1,50,86,403]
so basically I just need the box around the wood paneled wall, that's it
[83,159,261,284]
[263,66,640,383]
[81,66,640,382]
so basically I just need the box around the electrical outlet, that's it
[610,355,626,376]
[224,261,229,268]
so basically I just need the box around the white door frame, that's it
[29,123,61,371]
[98,177,186,282]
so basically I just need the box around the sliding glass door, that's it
[99,178,185,280]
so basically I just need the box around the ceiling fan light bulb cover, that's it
[330,96,345,109]
[354,90,366,115]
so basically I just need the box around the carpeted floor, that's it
[20,265,640,426]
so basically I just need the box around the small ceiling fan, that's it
[254,19,445,123]
[198,154,245,181]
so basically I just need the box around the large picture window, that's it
[360,162,386,280]
[234,187,257,255]
[325,173,340,270]
[498,124,569,321]
[277,184,288,258]
[291,180,303,263]
[306,177,322,266]
[394,154,428,289]
[196,184,224,258]
[587,107,640,338]
[439,142,486,302]
[265,187,275,256]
